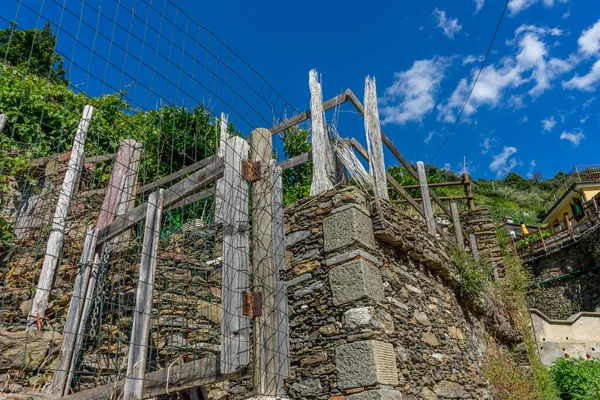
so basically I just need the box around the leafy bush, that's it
[451,247,491,297]
[551,358,600,399]
[483,341,538,400]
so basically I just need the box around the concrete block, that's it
[329,259,385,306]
[326,249,381,267]
[336,340,399,389]
[347,389,404,400]
[323,204,376,253]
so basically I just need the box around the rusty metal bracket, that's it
[241,160,261,182]
[242,291,262,317]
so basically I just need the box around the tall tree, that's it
[0,22,68,84]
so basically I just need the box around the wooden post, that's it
[218,136,251,374]
[62,139,143,394]
[364,76,388,201]
[123,189,165,400]
[250,128,277,395]
[270,160,290,394]
[492,265,500,282]
[469,234,479,262]
[566,215,573,239]
[538,227,547,252]
[309,69,334,196]
[512,238,518,258]
[450,203,464,250]
[0,113,7,132]
[463,173,475,210]
[28,105,94,329]
[112,140,143,247]
[416,161,436,235]
[48,228,98,395]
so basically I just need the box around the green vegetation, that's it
[450,246,491,297]
[281,127,312,205]
[550,358,600,400]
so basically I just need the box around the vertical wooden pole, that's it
[450,202,464,250]
[309,69,334,196]
[29,105,94,329]
[48,228,98,395]
[215,113,229,222]
[112,140,143,247]
[219,136,251,374]
[512,238,518,258]
[250,128,277,396]
[63,139,142,394]
[468,234,479,262]
[270,160,290,394]
[364,76,388,201]
[463,173,475,210]
[566,215,573,239]
[492,265,500,282]
[416,161,436,235]
[538,227,547,252]
[123,189,165,400]
[0,113,7,132]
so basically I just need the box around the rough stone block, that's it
[347,389,404,400]
[336,340,399,389]
[323,204,376,253]
[329,259,385,306]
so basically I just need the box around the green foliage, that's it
[0,215,15,253]
[550,358,600,400]
[281,127,312,204]
[451,247,491,297]
[0,22,67,84]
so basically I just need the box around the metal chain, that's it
[88,244,113,341]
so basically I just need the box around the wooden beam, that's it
[463,173,475,210]
[270,160,290,393]
[401,181,465,190]
[417,162,436,235]
[165,187,215,211]
[395,195,469,203]
[309,70,334,196]
[250,128,277,395]
[218,137,251,374]
[138,155,217,194]
[112,141,143,247]
[277,151,312,170]
[63,354,238,400]
[123,189,165,400]
[364,76,389,201]
[450,203,464,249]
[469,234,479,262]
[96,158,224,246]
[83,153,117,163]
[269,92,348,135]
[29,105,94,329]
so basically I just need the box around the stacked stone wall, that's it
[459,208,504,274]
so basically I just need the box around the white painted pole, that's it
[28,105,94,329]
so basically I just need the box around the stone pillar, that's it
[460,207,505,276]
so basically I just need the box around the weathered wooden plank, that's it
[450,202,464,249]
[309,70,334,196]
[277,150,312,171]
[29,105,94,328]
[270,161,289,394]
[123,189,165,400]
[395,195,469,202]
[269,92,348,135]
[219,136,251,374]
[48,229,98,395]
[63,354,234,400]
[0,113,7,132]
[166,187,216,211]
[137,155,217,194]
[364,76,389,201]
[469,234,479,262]
[112,140,143,247]
[401,181,466,190]
[83,153,117,163]
[416,162,436,235]
[250,128,277,395]
[96,158,224,246]
[463,173,475,210]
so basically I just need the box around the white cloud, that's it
[462,55,484,66]
[527,159,537,178]
[560,130,585,146]
[490,146,522,178]
[521,115,529,122]
[381,57,451,125]
[561,10,570,19]
[481,137,494,154]
[473,0,485,14]
[508,0,570,15]
[563,60,600,91]
[578,19,600,56]
[438,24,572,121]
[583,97,596,108]
[424,131,436,144]
[580,114,589,123]
[541,115,556,131]
[432,8,462,39]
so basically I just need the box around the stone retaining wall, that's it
[281,187,494,399]
[460,207,504,275]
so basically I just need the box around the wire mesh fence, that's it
[0,0,293,397]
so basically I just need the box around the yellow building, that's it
[543,181,600,229]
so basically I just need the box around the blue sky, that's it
[4,0,600,180]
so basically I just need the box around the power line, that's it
[429,0,510,163]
